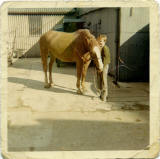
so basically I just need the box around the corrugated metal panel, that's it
[8,10,67,58]
[120,8,149,45]
[8,8,76,15]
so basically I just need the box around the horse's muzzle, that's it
[94,61,103,73]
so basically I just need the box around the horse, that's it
[39,29,103,94]
[96,34,111,101]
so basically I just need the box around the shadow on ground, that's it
[9,58,106,96]
[8,77,95,98]
[8,119,149,151]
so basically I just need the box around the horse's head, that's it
[82,30,103,72]
[90,44,103,72]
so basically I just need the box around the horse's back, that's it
[39,29,92,46]
[39,30,79,62]
[44,30,78,44]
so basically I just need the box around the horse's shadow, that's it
[8,77,95,98]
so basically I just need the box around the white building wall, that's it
[120,8,149,45]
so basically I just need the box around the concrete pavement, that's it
[7,58,149,151]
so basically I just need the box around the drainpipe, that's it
[114,8,120,86]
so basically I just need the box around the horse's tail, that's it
[39,35,49,74]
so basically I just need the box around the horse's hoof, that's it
[100,94,106,102]
[77,89,83,95]
[82,88,87,93]
[50,83,54,87]
[100,97,106,102]
[44,83,51,88]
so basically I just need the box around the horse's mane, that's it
[76,29,96,41]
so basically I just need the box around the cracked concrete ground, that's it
[8,58,149,151]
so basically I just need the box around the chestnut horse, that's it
[39,29,103,94]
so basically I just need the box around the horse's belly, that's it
[56,54,75,62]
[45,31,77,62]
[50,47,75,62]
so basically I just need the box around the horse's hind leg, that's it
[40,47,50,88]
[49,54,55,86]
[76,60,83,94]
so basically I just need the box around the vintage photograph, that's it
[7,7,150,152]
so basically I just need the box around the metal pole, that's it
[115,8,120,84]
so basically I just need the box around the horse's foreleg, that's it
[49,55,55,87]
[101,64,109,101]
[76,61,83,94]
[81,60,91,93]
